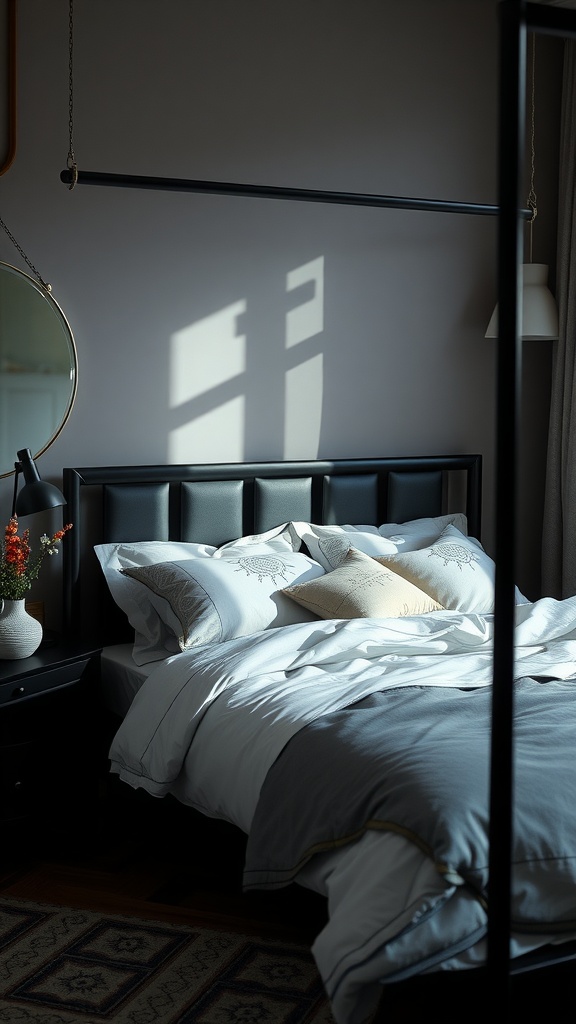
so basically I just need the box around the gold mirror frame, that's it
[0,262,78,479]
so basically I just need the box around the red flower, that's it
[1,517,73,600]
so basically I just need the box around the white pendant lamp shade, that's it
[485,263,559,341]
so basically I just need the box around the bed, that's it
[62,454,576,1024]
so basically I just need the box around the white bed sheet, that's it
[107,600,576,1024]
[100,643,155,717]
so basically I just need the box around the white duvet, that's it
[109,597,576,1024]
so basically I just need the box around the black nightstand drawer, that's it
[0,658,91,706]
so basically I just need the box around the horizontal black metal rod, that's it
[60,168,532,219]
[525,0,576,38]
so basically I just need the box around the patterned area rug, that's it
[0,897,335,1023]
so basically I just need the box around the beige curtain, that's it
[542,39,576,598]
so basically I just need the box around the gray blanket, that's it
[243,677,576,932]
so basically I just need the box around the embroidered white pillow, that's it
[282,547,443,620]
[376,525,495,613]
[289,513,468,572]
[94,541,218,664]
[95,530,304,664]
[121,550,325,650]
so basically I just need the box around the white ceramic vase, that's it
[0,598,43,659]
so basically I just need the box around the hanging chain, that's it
[526,34,537,261]
[67,0,78,188]
[0,215,51,291]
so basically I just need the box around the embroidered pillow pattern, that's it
[121,552,325,649]
[377,526,494,613]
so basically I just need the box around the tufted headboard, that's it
[62,454,482,645]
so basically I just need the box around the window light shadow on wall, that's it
[169,299,247,462]
[168,257,325,462]
[284,257,324,460]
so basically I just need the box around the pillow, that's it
[379,512,468,546]
[289,513,469,571]
[376,525,495,613]
[282,547,443,620]
[120,550,325,651]
[95,530,304,664]
[214,523,301,558]
[94,541,218,664]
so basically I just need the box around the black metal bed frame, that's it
[59,2,576,1015]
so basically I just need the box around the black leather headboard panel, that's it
[105,483,171,542]
[387,471,443,524]
[63,454,482,644]
[322,473,379,524]
[254,476,314,533]
[181,480,245,545]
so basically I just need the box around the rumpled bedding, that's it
[108,596,576,1024]
[244,677,576,900]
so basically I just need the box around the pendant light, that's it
[485,34,559,341]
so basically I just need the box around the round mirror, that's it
[0,261,77,478]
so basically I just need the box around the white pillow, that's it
[120,550,325,651]
[378,512,468,547]
[289,513,469,571]
[283,547,443,620]
[94,541,218,664]
[376,525,495,613]
[214,523,301,558]
[95,529,305,664]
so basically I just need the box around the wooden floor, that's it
[0,777,329,942]
[2,777,575,1023]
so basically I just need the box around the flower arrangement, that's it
[0,516,73,602]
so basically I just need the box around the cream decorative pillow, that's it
[282,547,443,620]
[376,525,495,613]
[121,551,325,650]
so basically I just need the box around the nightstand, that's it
[0,641,101,860]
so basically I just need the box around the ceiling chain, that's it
[67,0,77,189]
[0,214,51,291]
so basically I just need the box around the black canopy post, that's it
[487,0,526,1010]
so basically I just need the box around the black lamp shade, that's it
[12,448,66,517]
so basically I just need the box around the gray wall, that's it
[0,1,561,625]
